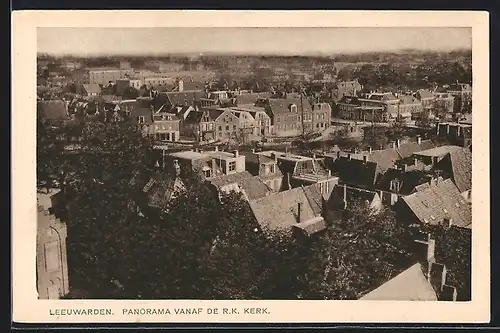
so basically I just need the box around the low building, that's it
[399,178,472,229]
[331,80,363,102]
[398,94,423,123]
[436,122,472,148]
[81,84,101,97]
[249,185,328,238]
[208,171,272,201]
[37,189,70,299]
[434,90,455,114]
[244,150,284,193]
[447,82,472,113]
[415,89,436,112]
[434,146,472,202]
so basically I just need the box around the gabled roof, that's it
[417,89,435,100]
[368,148,401,173]
[249,187,320,233]
[267,96,313,116]
[166,91,203,107]
[82,84,101,94]
[143,173,185,209]
[359,263,437,301]
[399,94,421,105]
[397,142,422,159]
[402,178,472,228]
[436,147,472,193]
[37,100,69,120]
[368,92,399,101]
[184,110,204,124]
[414,145,463,158]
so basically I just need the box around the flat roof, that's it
[169,150,207,160]
[205,151,239,160]
[413,145,462,157]
[259,150,312,162]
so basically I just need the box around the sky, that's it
[37,27,472,56]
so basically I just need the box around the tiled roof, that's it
[37,100,69,120]
[268,96,313,115]
[302,184,324,216]
[397,142,422,159]
[417,139,437,151]
[83,84,101,94]
[238,176,272,201]
[209,171,254,188]
[399,94,420,105]
[184,110,204,124]
[376,169,432,195]
[359,263,437,301]
[436,147,472,193]
[249,187,319,233]
[333,157,379,187]
[293,216,327,237]
[402,178,472,228]
[414,145,462,158]
[368,148,401,173]
[143,173,184,209]
[235,92,271,105]
[417,89,435,100]
[167,91,203,106]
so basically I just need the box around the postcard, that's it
[12,10,490,324]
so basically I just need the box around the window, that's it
[137,116,145,124]
[218,126,222,131]
[228,161,236,172]
[290,104,297,112]
[226,125,230,131]
[218,132,222,138]
[390,180,401,192]
[277,117,280,123]
[270,164,275,173]
[204,169,212,178]
[233,124,237,131]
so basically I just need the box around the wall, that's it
[37,207,69,299]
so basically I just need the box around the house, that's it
[81,84,101,97]
[311,102,332,132]
[226,108,257,143]
[181,110,207,142]
[141,169,185,211]
[177,79,205,93]
[336,96,388,123]
[88,68,128,85]
[208,171,272,201]
[229,105,272,139]
[129,98,154,135]
[433,90,455,114]
[248,185,327,237]
[263,95,314,137]
[144,77,175,88]
[359,263,438,301]
[244,150,284,192]
[331,80,363,102]
[328,183,385,214]
[257,150,339,197]
[375,168,434,196]
[212,109,241,143]
[234,92,272,106]
[165,91,204,109]
[398,94,423,123]
[152,106,180,142]
[447,83,472,113]
[399,178,472,229]
[37,100,70,124]
[412,145,465,171]
[163,148,245,180]
[434,147,472,201]
[36,189,70,299]
[436,122,472,148]
[415,89,436,111]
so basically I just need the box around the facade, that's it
[436,122,472,148]
[152,110,180,142]
[311,102,332,132]
[213,109,241,142]
[244,150,284,193]
[37,190,70,299]
[88,69,128,85]
[81,84,101,96]
[398,94,423,122]
[337,96,387,122]
[331,80,363,102]
[434,91,455,114]
[415,89,436,111]
[447,83,472,113]
[144,77,174,87]
[261,95,314,137]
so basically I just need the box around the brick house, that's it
[261,94,313,137]
[152,106,180,142]
[311,102,332,132]
[213,109,240,142]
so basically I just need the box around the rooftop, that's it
[413,145,463,158]
[359,263,437,301]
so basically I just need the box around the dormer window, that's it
[290,104,297,112]
[270,164,276,174]
[389,179,401,192]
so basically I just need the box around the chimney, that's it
[336,151,340,159]
[429,262,447,292]
[368,146,372,154]
[234,150,239,158]
[362,155,367,163]
[347,153,352,160]
[178,79,184,92]
[396,139,401,148]
[328,170,331,176]
[443,217,453,228]
[214,146,218,152]
[297,202,302,223]
[252,148,256,153]
[417,135,422,145]
[414,158,418,166]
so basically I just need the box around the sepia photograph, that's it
[12,10,490,324]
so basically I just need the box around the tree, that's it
[300,199,413,300]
